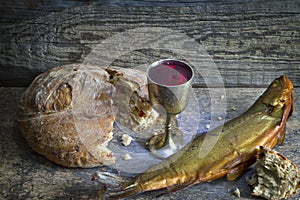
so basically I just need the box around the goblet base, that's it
[145,130,184,158]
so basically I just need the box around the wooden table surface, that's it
[0,1,299,199]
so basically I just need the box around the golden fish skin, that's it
[105,75,294,199]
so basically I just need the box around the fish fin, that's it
[226,163,249,181]
[167,181,194,193]
[266,135,278,148]
[106,183,142,199]
[265,128,285,149]
[225,148,257,170]
[277,125,286,145]
[226,152,257,181]
[266,123,286,148]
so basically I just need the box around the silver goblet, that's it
[146,59,194,158]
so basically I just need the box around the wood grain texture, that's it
[0,87,299,200]
[0,0,299,87]
[0,1,299,198]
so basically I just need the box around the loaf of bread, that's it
[248,146,300,200]
[18,64,158,167]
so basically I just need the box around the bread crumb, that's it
[121,134,133,146]
[233,188,240,198]
[230,105,237,111]
[122,153,132,160]
[205,124,211,129]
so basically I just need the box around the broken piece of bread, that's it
[18,64,159,168]
[248,146,300,200]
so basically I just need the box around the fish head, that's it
[261,75,294,119]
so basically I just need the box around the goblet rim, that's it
[147,59,194,88]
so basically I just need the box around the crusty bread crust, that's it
[18,64,158,168]
[248,146,300,200]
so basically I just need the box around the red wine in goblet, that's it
[146,59,194,158]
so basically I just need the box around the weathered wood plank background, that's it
[0,0,299,199]
[0,0,299,87]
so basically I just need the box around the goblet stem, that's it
[163,114,177,150]
[153,114,176,150]
[146,114,181,158]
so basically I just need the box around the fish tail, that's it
[94,171,126,187]
[107,182,142,199]
[93,171,142,199]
